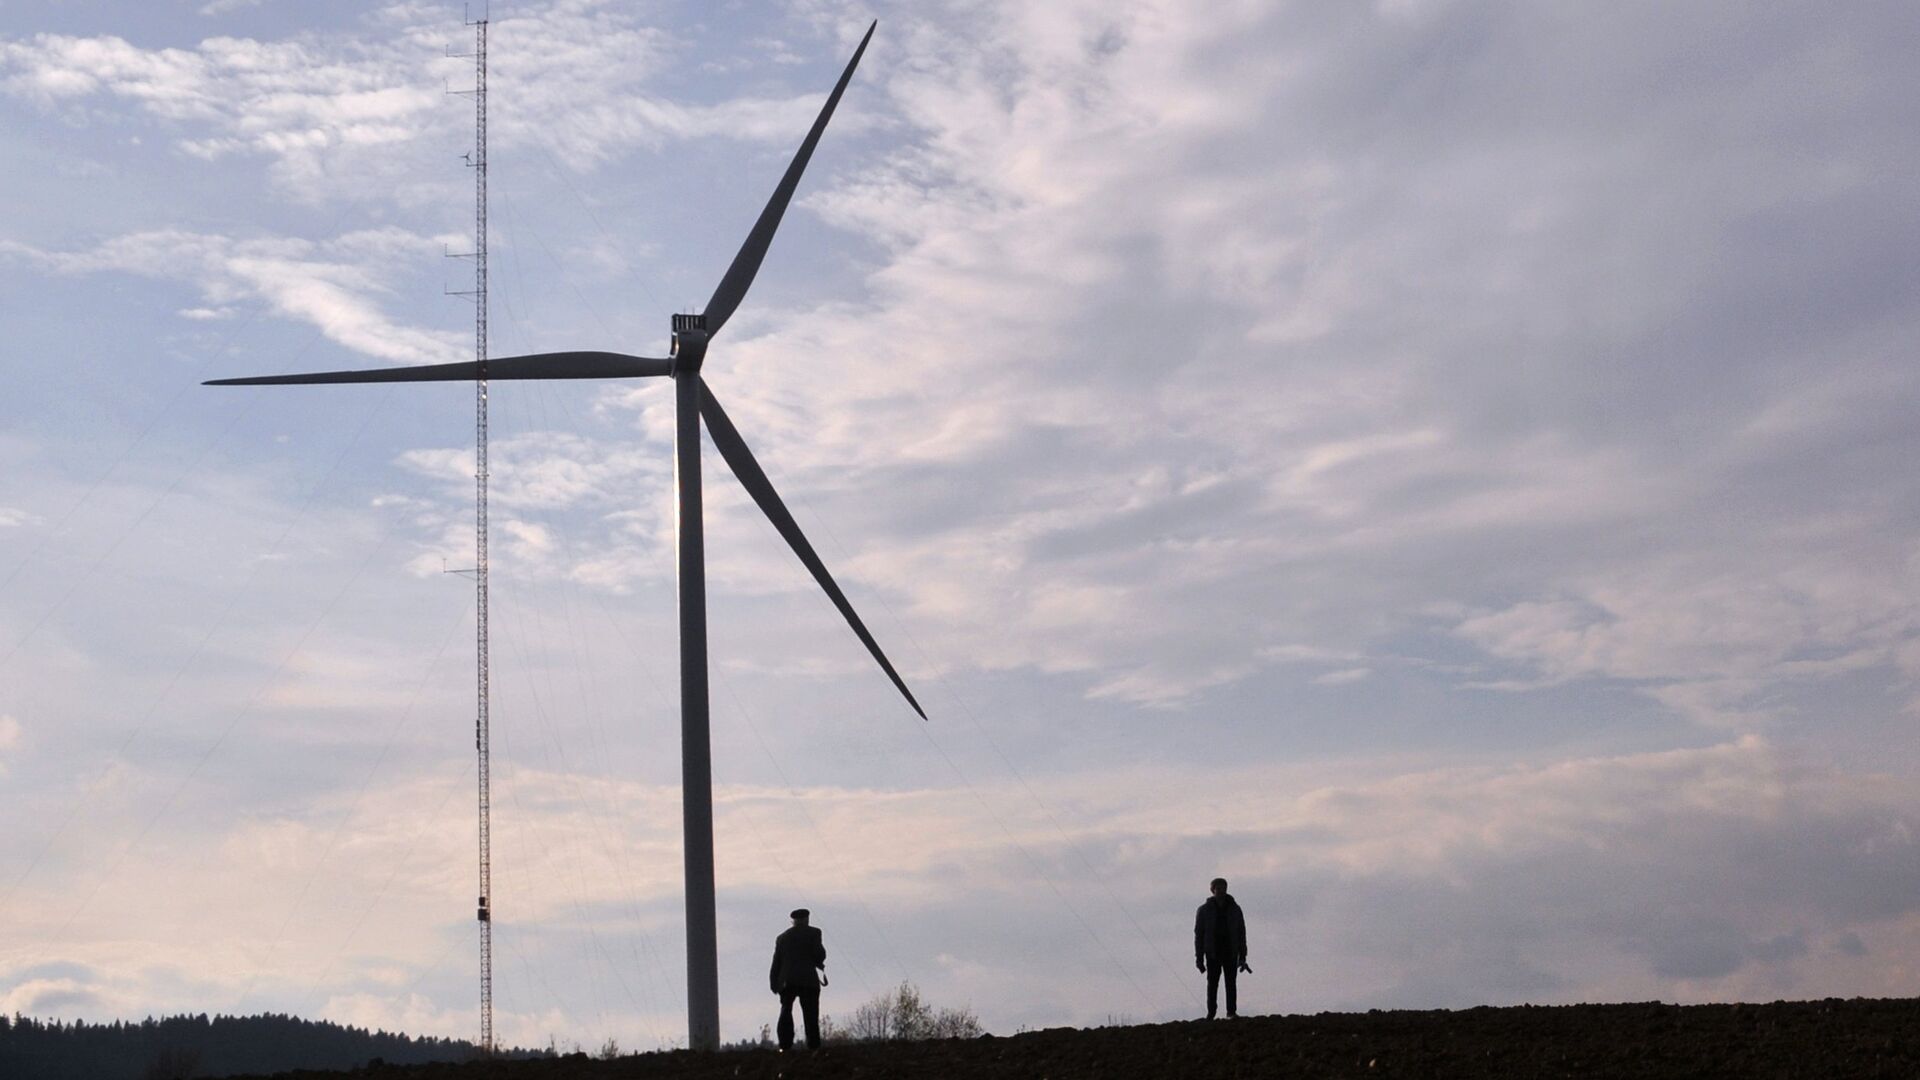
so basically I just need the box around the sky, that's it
[3,0,1919,1052]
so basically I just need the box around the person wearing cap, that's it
[769,907,827,1050]
[1194,877,1249,1019]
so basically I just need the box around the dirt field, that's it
[239,998,1920,1079]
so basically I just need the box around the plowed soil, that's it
[241,998,1920,1079]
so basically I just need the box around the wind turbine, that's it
[206,21,922,1051]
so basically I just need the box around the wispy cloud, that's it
[3,228,464,364]
[0,1,857,201]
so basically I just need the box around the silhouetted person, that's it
[1194,877,1249,1019]
[770,908,827,1050]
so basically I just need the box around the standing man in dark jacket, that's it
[769,908,827,1050]
[1194,877,1249,1019]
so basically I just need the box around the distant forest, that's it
[0,1012,545,1079]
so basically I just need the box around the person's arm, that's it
[815,930,827,969]
[1235,904,1248,965]
[1194,906,1206,970]
[770,939,783,994]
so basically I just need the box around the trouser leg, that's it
[777,988,798,1049]
[799,986,822,1049]
[1223,963,1238,1017]
[1205,958,1221,1018]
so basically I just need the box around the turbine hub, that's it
[671,313,709,374]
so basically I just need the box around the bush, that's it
[827,981,982,1043]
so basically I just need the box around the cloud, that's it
[659,0,1920,715]
[0,2,860,201]
[11,736,1916,1033]
[0,977,103,1016]
[3,228,464,364]
[1081,737,1920,1010]
[0,30,440,201]
[1454,547,1920,725]
[397,432,667,513]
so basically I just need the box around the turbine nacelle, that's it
[670,313,709,374]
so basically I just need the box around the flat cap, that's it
[790,908,810,920]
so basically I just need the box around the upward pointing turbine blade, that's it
[698,380,927,720]
[204,351,672,386]
[701,20,875,337]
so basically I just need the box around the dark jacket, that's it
[1194,894,1247,965]
[770,924,826,992]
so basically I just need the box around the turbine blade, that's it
[204,351,672,385]
[701,20,875,337]
[699,380,926,719]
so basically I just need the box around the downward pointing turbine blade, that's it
[701,20,875,337]
[699,381,927,720]
[204,351,672,386]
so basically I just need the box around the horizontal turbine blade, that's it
[699,380,926,720]
[701,20,875,337]
[204,351,672,386]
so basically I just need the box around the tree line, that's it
[0,1011,541,1079]
[4,982,983,1075]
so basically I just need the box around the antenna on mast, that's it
[446,6,493,1054]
